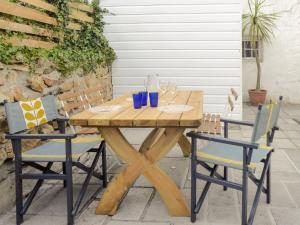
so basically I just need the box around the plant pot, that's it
[248,89,267,106]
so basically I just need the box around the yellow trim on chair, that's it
[51,136,102,144]
[259,145,273,151]
[22,153,82,159]
[197,151,257,170]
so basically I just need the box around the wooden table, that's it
[70,90,203,217]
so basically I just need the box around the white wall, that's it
[243,0,300,104]
[102,0,242,117]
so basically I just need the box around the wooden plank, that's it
[180,91,203,127]
[180,103,203,128]
[133,92,173,127]
[19,0,94,24]
[188,90,203,103]
[0,19,59,38]
[70,110,95,126]
[70,94,131,126]
[0,0,57,26]
[110,106,147,127]
[70,9,94,23]
[19,0,56,13]
[209,114,216,134]
[6,37,57,49]
[67,22,81,30]
[215,114,221,134]
[157,91,191,127]
[88,94,131,126]
[69,2,94,13]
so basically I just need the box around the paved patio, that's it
[1,103,300,225]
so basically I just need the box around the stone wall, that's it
[0,59,112,214]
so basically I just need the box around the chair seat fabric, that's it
[197,142,273,172]
[22,136,102,162]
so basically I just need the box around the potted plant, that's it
[243,0,279,105]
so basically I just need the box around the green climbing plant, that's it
[0,0,116,75]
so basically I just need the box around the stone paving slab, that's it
[106,221,170,225]
[271,207,300,225]
[143,189,207,223]
[112,188,153,221]
[134,158,189,188]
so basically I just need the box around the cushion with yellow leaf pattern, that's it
[20,98,48,129]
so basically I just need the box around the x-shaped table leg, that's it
[95,127,190,217]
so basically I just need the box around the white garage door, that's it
[101,0,242,118]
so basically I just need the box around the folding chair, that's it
[198,88,239,135]
[188,96,282,225]
[59,89,122,171]
[197,88,239,190]
[5,95,107,225]
[58,90,96,135]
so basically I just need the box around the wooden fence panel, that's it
[0,19,59,38]
[69,2,94,13]
[0,0,94,49]
[6,37,57,49]
[19,0,57,13]
[70,9,94,23]
[0,0,57,25]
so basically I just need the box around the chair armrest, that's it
[221,118,254,127]
[55,117,69,122]
[55,117,69,134]
[187,132,259,149]
[6,133,77,140]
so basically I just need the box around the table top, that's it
[70,90,203,128]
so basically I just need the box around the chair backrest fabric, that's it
[5,95,59,134]
[269,96,283,129]
[251,96,282,143]
[251,105,271,143]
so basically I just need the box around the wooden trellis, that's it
[0,0,94,49]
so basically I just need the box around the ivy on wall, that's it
[0,0,116,75]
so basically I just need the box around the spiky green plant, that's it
[243,0,279,90]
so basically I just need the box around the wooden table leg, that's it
[139,128,165,153]
[96,127,190,217]
[178,134,191,157]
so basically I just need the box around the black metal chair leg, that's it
[15,158,23,225]
[73,146,103,216]
[101,142,108,188]
[13,139,23,225]
[223,166,228,191]
[191,138,197,223]
[63,162,67,188]
[266,159,271,204]
[248,153,271,225]
[65,140,74,225]
[242,149,249,225]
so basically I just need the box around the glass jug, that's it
[146,74,160,92]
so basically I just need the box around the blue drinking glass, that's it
[132,93,142,109]
[149,92,159,107]
[139,91,148,106]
